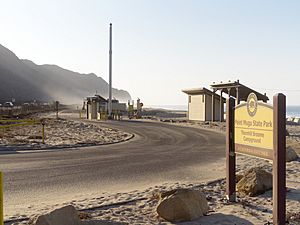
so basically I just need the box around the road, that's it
[0,120,225,218]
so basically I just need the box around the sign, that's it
[234,93,274,159]
[226,93,286,225]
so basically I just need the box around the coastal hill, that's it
[0,44,131,104]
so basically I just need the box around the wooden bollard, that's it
[41,119,46,144]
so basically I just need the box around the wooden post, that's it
[55,101,59,119]
[227,88,231,98]
[41,119,45,144]
[220,91,223,122]
[236,87,240,105]
[211,90,215,122]
[226,97,236,202]
[273,93,286,225]
[42,124,45,144]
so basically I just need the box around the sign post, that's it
[273,94,286,225]
[55,101,59,119]
[226,92,286,225]
[41,120,46,144]
[226,97,236,202]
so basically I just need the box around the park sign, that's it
[234,93,274,159]
[226,92,286,225]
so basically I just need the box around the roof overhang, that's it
[86,95,108,102]
[182,87,213,95]
[210,80,269,102]
[182,87,226,100]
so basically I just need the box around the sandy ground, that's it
[8,153,299,225]
[4,111,300,225]
[0,116,132,151]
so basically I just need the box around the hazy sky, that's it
[1,0,300,106]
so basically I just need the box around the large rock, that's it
[237,167,272,196]
[286,147,299,162]
[156,189,208,222]
[35,205,81,225]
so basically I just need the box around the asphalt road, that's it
[0,120,225,217]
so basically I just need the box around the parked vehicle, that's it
[4,102,14,107]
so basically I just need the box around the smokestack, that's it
[108,23,112,118]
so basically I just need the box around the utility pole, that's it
[108,23,113,119]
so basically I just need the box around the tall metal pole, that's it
[108,23,113,118]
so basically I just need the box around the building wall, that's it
[188,94,205,121]
[186,94,224,122]
[205,95,223,121]
[87,103,92,119]
[112,102,126,112]
[90,101,98,119]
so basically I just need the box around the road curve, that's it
[0,120,225,217]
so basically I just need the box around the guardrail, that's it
[0,118,46,145]
[0,119,40,129]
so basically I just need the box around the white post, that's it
[108,23,113,118]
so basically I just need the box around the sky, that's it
[1,0,300,106]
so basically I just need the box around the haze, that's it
[1,0,300,106]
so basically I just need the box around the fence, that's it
[0,105,55,117]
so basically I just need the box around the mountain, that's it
[0,44,131,104]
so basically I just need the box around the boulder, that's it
[237,167,272,196]
[35,205,81,225]
[286,147,299,162]
[156,189,208,222]
[236,173,243,183]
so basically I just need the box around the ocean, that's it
[287,106,300,117]
[146,105,300,117]
[145,105,188,111]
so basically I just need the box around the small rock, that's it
[286,147,299,162]
[156,189,209,222]
[237,167,272,196]
[35,205,81,225]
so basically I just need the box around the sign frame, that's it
[226,93,286,225]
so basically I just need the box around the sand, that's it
[8,153,300,224]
